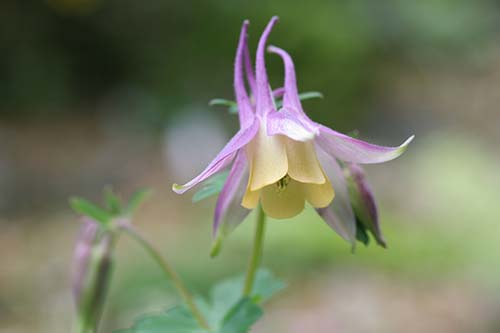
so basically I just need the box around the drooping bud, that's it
[345,163,387,248]
[72,218,115,333]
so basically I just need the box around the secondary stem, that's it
[243,204,266,296]
[121,225,210,330]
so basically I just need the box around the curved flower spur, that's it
[173,17,413,247]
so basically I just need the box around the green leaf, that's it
[192,171,229,203]
[210,91,323,115]
[275,91,324,108]
[124,188,152,215]
[208,269,285,325]
[115,306,208,333]
[117,270,283,333]
[209,98,239,114]
[218,298,263,333]
[104,187,122,215]
[70,197,112,227]
[298,91,324,101]
[250,269,287,303]
[209,98,237,107]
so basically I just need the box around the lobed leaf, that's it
[117,269,284,333]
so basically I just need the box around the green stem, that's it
[243,204,266,296]
[121,225,210,330]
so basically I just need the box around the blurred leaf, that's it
[104,187,122,215]
[70,197,112,227]
[210,91,323,115]
[209,98,237,107]
[251,269,287,303]
[207,269,279,330]
[208,268,285,324]
[299,91,324,100]
[125,189,152,215]
[117,269,282,333]
[275,91,324,109]
[115,306,207,333]
[192,171,229,203]
[218,298,262,333]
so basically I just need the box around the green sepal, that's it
[355,217,370,246]
[345,168,386,248]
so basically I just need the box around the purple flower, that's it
[173,17,413,244]
[72,218,114,332]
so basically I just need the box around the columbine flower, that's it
[173,17,413,244]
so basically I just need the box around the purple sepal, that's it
[172,120,259,194]
[255,16,279,117]
[346,163,386,247]
[317,126,414,164]
[213,151,251,237]
[72,217,114,332]
[315,146,357,245]
[234,20,254,129]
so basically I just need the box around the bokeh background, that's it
[2,0,500,332]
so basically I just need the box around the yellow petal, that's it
[241,187,260,209]
[261,178,305,219]
[286,139,325,184]
[248,124,288,191]
[303,173,335,208]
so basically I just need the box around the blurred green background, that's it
[2,0,500,332]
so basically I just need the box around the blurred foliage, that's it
[117,269,284,333]
[1,0,499,130]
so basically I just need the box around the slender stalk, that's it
[121,225,210,330]
[243,204,266,296]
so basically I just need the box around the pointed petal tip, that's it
[172,183,184,194]
[240,20,249,34]
[397,134,415,154]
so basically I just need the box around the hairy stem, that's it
[243,205,266,296]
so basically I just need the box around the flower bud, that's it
[345,163,386,247]
[72,218,114,333]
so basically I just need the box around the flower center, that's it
[276,175,291,193]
